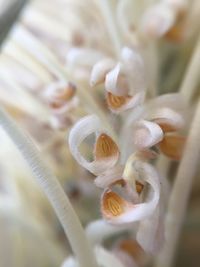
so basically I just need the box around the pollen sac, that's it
[102,190,125,217]
[94,133,119,161]
[158,134,186,160]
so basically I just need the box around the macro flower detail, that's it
[68,114,119,175]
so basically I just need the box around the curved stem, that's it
[0,107,98,267]
[154,98,200,267]
[180,33,200,102]
[97,0,122,57]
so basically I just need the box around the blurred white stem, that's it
[180,34,200,102]
[97,0,122,57]
[0,107,98,267]
[154,98,200,267]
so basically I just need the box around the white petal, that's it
[95,246,126,267]
[61,257,78,267]
[61,247,127,267]
[68,115,118,175]
[94,166,124,188]
[102,162,160,224]
[105,63,129,96]
[90,58,115,86]
[86,219,134,245]
[66,48,103,68]
[121,47,146,94]
[141,3,176,38]
[133,120,163,149]
[149,107,184,132]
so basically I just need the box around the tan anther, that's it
[165,11,186,42]
[106,92,130,110]
[153,118,178,132]
[118,239,144,263]
[159,134,186,160]
[136,181,144,194]
[102,191,124,217]
[94,133,119,160]
[47,82,76,109]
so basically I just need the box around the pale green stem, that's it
[154,98,200,267]
[97,0,122,57]
[0,107,98,267]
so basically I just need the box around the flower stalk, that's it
[0,107,98,267]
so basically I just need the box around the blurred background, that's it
[0,1,200,267]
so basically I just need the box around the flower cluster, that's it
[68,45,186,259]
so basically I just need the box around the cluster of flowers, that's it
[67,44,186,264]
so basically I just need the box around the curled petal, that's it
[43,80,76,109]
[163,0,188,13]
[101,162,160,224]
[158,134,186,160]
[121,47,146,94]
[106,91,145,114]
[68,115,119,175]
[95,246,126,267]
[150,107,184,132]
[90,58,115,86]
[113,239,145,266]
[133,120,163,149]
[142,3,176,38]
[105,63,129,96]
[66,48,103,68]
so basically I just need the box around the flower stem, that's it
[180,33,200,102]
[97,0,122,57]
[154,98,200,267]
[0,107,98,267]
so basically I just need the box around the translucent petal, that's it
[133,120,163,149]
[150,107,184,132]
[90,58,115,86]
[68,115,119,175]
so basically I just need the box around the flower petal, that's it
[105,63,129,96]
[150,107,184,132]
[101,162,160,224]
[66,48,103,68]
[158,134,186,160]
[43,80,76,109]
[121,47,146,94]
[90,58,115,86]
[133,120,163,149]
[142,3,176,38]
[68,115,119,175]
